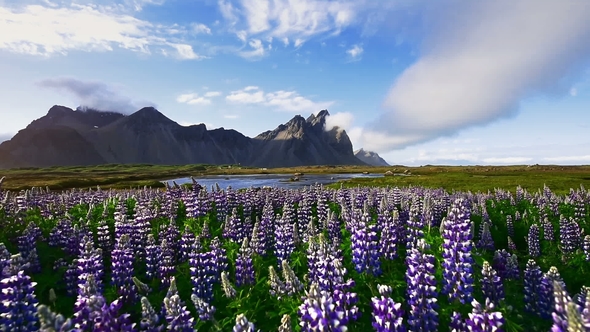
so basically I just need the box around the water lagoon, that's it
[163,173,384,190]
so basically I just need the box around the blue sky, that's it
[0,0,589,165]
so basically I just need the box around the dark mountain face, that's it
[0,106,365,168]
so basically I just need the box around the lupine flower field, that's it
[1,178,589,331]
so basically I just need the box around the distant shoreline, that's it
[0,163,589,193]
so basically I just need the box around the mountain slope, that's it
[0,106,364,168]
[252,110,364,167]
[354,148,390,166]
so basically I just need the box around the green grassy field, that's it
[0,163,589,194]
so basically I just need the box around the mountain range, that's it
[0,105,389,169]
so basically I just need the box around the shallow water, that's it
[163,173,384,190]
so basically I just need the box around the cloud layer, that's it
[226,86,334,112]
[37,77,155,114]
[0,2,206,59]
[356,0,590,153]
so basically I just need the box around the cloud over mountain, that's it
[36,77,156,114]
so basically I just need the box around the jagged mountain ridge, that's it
[354,148,390,166]
[0,105,366,168]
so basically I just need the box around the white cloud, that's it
[482,157,532,164]
[569,87,578,96]
[544,155,590,163]
[179,121,214,129]
[294,38,304,48]
[170,43,208,60]
[0,2,208,59]
[224,114,240,119]
[192,23,211,34]
[226,86,334,112]
[324,112,354,131]
[346,44,363,60]
[225,87,266,104]
[219,0,370,48]
[176,92,214,105]
[36,77,155,114]
[239,38,266,59]
[204,91,222,97]
[357,0,590,153]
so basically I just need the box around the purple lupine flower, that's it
[163,295,195,332]
[190,294,216,322]
[378,210,399,260]
[92,298,136,331]
[208,236,228,282]
[111,234,137,304]
[351,210,382,275]
[223,207,245,243]
[16,225,40,274]
[159,220,181,262]
[327,211,342,247]
[278,314,292,332]
[221,271,237,299]
[298,283,348,332]
[584,235,590,261]
[406,197,425,250]
[72,274,104,331]
[233,314,256,332]
[506,215,514,238]
[268,265,287,298]
[560,216,580,260]
[371,285,406,332]
[551,280,573,332]
[464,298,505,332]
[37,304,74,331]
[77,236,104,295]
[316,192,328,225]
[235,237,255,287]
[189,237,215,302]
[0,243,10,279]
[139,297,164,332]
[492,249,510,279]
[477,222,495,251]
[0,270,39,331]
[275,202,296,267]
[96,219,112,253]
[539,266,565,319]
[523,259,544,316]
[527,224,540,258]
[144,234,160,281]
[405,239,439,332]
[178,225,196,263]
[281,259,304,296]
[574,286,590,309]
[507,236,517,252]
[480,261,504,306]
[441,198,474,304]
[449,312,465,332]
[158,239,176,289]
[297,198,312,242]
[504,254,519,280]
[542,217,554,242]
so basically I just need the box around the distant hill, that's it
[0,105,366,168]
[354,148,390,166]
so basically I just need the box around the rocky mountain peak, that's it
[47,105,74,117]
[354,148,390,166]
[127,107,175,126]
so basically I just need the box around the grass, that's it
[0,163,589,194]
